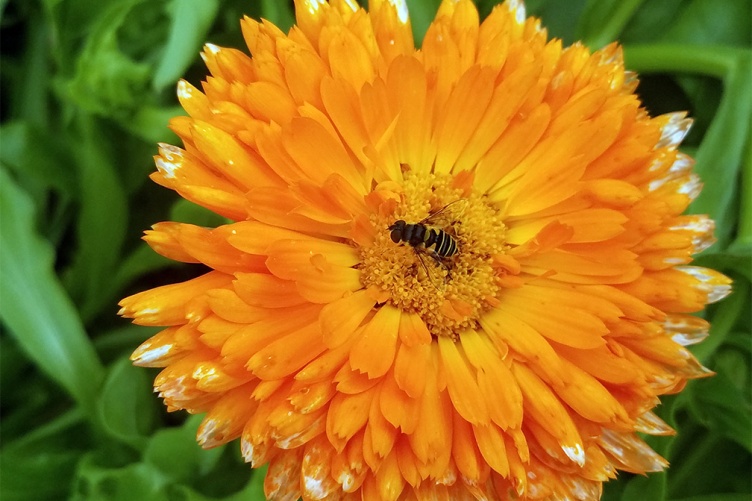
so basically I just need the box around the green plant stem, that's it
[667,431,722,498]
[624,44,743,77]
[583,0,645,49]
[17,5,51,125]
[3,408,85,452]
[734,136,752,248]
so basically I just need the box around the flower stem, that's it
[733,136,752,249]
[581,0,645,50]
[623,44,741,77]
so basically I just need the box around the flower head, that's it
[119,0,732,499]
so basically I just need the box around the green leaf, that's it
[661,0,752,47]
[142,415,268,498]
[167,468,267,501]
[5,3,52,125]
[673,495,752,501]
[0,449,82,501]
[126,105,185,144]
[260,0,295,33]
[691,277,749,362]
[0,371,63,441]
[152,0,220,91]
[170,198,230,227]
[620,0,684,45]
[0,167,104,414]
[114,245,175,294]
[405,0,441,46]
[97,358,158,449]
[686,372,752,453]
[63,0,152,120]
[0,409,90,501]
[620,471,667,501]
[62,116,129,323]
[730,137,752,250]
[524,0,588,45]
[691,51,752,247]
[575,0,645,49]
[0,121,76,197]
[143,415,220,484]
[72,454,170,501]
[667,430,750,498]
[243,465,267,501]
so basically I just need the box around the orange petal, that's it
[326,387,375,452]
[233,272,308,308]
[119,272,233,326]
[379,369,420,434]
[350,305,401,378]
[247,323,326,380]
[196,385,257,448]
[551,358,631,426]
[398,311,432,347]
[452,414,487,483]
[461,330,522,430]
[319,289,376,348]
[190,119,282,189]
[512,363,585,466]
[479,308,565,386]
[438,335,489,425]
[407,348,452,472]
[472,423,509,477]
[301,436,340,499]
[375,449,405,501]
[264,450,303,501]
[393,341,430,398]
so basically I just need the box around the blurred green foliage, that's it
[0,0,750,500]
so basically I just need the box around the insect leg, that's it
[414,249,442,291]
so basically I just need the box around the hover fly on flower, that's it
[388,199,468,285]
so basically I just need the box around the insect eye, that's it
[390,229,402,243]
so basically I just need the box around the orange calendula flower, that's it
[119,0,732,499]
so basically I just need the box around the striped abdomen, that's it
[388,220,458,259]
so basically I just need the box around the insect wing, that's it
[413,249,444,291]
[418,199,469,227]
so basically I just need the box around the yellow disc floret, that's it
[360,171,507,338]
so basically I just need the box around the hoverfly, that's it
[387,200,467,286]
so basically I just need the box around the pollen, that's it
[359,172,508,338]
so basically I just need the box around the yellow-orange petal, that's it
[301,436,340,499]
[233,272,308,308]
[472,423,509,477]
[393,340,430,399]
[407,350,452,472]
[196,385,257,448]
[246,323,326,380]
[265,450,303,500]
[379,369,420,434]
[350,305,401,378]
[326,386,376,451]
[438,335,489,425]
[130,326,184,367]
[319,289,376,348]
[479,307,565,386]
[512,363,585,466]
[461,330,522,430]
[119,272,233,326]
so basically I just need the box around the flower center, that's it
[359,172,508,339]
